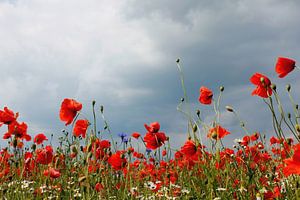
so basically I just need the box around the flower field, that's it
[0,57,300,199]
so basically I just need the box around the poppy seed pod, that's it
[260,77,265,83]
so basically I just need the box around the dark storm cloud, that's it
[0,0,299,148]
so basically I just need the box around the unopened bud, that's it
[240,122,245,127]
[180,97,184,102]
[176,58,180,63]
[270,84,276,91]
[286,84,291,92]
[287,113,291,119]
[193,124,198,132]
[196,110,200,117]
[31,144,36,151]
[220,86,224,92]
[296,104,299,110]
[225,105,234,112]
[296,124,300,133]
[72,146,78,154]
[92,100,96,106]
[100,105,104,113]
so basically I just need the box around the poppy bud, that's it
[220,86,224,92]
[188,136,192,140]
[13,138,18,148]
[87,144,92,152]
[31,144,36,151]
[286,84,291,92]
[196,110,200,117]
[240,122,245,127]
[176,58,180,63]
[225,106,234,112]
[72,146,78,154]
[100,105,104,113]
[270,84,276,91]
[211,131,218,139]
[104,125,108,130]
[296,124,300,133]
[181,97,184,102]
[287,113,291,119]
[193,124,197,132]
[79,176,86,183]
[296,104,299,110]
[92,100,96,106]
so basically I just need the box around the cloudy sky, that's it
[0,0,299,148]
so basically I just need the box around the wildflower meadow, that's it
[0,57,300,199]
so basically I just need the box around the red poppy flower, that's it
[131,132,141,139]
[283,144,300,176]
[207,125,230,140]
[43,168,61,178]
[144,122,160,133]
[59,98,82,126]
[36,145,53,165]
[6,121,31,141]
[95,183,104,192]
[144,132,167,150]
[108,151,127,170]
[275,57,296,78]
[250,73,272,98]
[0,107,18,127]
[34,133,48,145]
[180,140,197,157]
[73,119,89,138]
[198,86,213,105]
[250,132,259,141]
[270,136,281,145]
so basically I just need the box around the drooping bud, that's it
[296,124,300,133]
[220,86,224,92]
[225,105,234,112]
[92,100,96,106]
[180,97,184,102]
[286,84,291,92]
[193,124,198,132]
[270,84,276,91]
[31,144,36,151]
[100,105,104,113]
[176,58,180,63]
[196,110,200,117]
